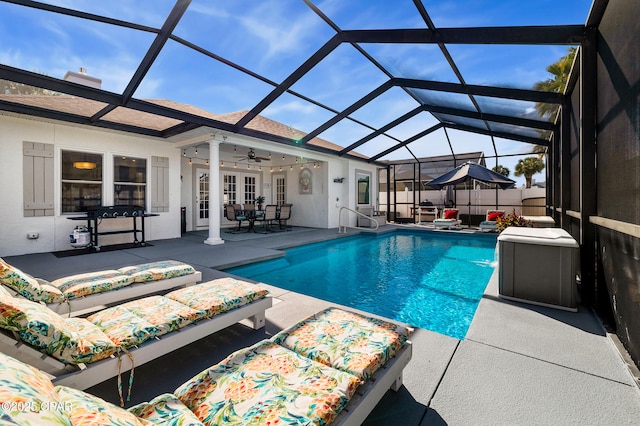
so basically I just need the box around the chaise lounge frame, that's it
[0,295,272,390]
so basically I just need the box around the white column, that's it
[205,138,224,245]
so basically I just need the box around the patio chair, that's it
[1,307,411,425]
[277,203,293,231]
[224,204,248,232]
[0,277,272,399]
[253,204,277,233]
[433,208,462,229]
[479,209,505,232]
[0,258,202,316]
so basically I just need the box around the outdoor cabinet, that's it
[498,227,579,311]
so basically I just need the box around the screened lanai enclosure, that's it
[0,1,639,370]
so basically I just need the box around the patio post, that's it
[204,137,224,245]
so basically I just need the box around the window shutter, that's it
[23,142,54,217]
[151,156,169,213]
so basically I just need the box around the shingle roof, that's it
[0,93,366,158]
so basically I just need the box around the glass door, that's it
[195,168,209,227]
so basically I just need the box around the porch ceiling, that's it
[0,0,606,167]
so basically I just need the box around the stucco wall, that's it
[0,113,182,256]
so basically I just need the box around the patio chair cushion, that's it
[0,258,46,302]
[445,209,459,219]
[165,277,269,319]
[129,393,204,425]
[174,339,361,425]
[487,211,504,221]
[88,295,200,344]
[118,260,196,283]
[51,270,128,292]
[272,307,411,380]
[56,385,151,426]
[0,351,72,426]
[0,293,117,363]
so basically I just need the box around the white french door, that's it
[272,173,286,205]
[221,171,260,224]
[195,168,210,228]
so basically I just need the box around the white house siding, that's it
[0,113,181,256]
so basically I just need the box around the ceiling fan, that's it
[234,148,270,162]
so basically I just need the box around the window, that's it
[114,156,146,208]
[61,150,103,213]
[357,172,371,205]
[223,174,237,204]
[244,175,256,204]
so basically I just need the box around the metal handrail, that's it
[338,206,381,233]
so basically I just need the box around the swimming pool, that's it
[226,231,498,339]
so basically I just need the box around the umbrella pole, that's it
[468,184,471,228]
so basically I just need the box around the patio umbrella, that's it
[426,161,515,227]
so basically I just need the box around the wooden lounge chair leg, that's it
[250,312,266,329]
[391,374,403,391]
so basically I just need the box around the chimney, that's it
[63,67,102,89]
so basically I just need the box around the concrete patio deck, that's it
[4,226,640,425]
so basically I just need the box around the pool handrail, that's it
[338,206,380,233]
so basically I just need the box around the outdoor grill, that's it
[86,205,145,219]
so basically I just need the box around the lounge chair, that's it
[479,209,505,232]
[433,208,462,229]
[0,306,411,425]
[0,258,202,316]
[0,277,271,396]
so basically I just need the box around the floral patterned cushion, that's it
[165,278,269,319]
[104,295,200,335]
[87,305,161,348]
[0,287,25,331]
[174,340,362,426]
[118,260,196,283]
[272,307,411,380]
[51,270,133,297]
[129,393,204,425]
[0,352,72,425]
[0,296,118,364]
[0,258,46,302]
[55,385,152,426]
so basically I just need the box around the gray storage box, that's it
[498,227,579,311]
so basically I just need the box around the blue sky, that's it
[0,0,593,186]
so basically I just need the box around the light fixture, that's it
[188,158,192,165]
[270,167,274,173]
[206,159,209,165]
[234,163,237,168]
[282,154,285,160]
[73,161,96,170]
[220,160,224,167]
[279,166,282,172]
[195,147,198,155]
[290,165,293,170]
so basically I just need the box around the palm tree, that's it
[492,165,510,177]
[514,157,545,188]
[533,47,577,120]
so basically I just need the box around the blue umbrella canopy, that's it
[426,161,515,189]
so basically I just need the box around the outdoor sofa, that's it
[0,258,202,316]
[0,277,272,404]
[0,306,412,425]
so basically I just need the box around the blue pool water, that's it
[226,231,498,339]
